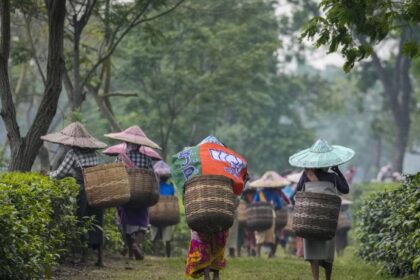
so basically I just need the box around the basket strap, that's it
[119,151,136,169]
[334,177,338,194]
[74,154,83,169]
[278,189,291,205]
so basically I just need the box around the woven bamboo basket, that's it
[237,200,247,228]
[125,168,160,208]
[293,192,341,240]
[149,196,180,226]
[275,207,288,230]
[184,175,235,233]
[337,211,351,231]
[284,207,294,234]
[246,202,273,231]
[84,162,131,208]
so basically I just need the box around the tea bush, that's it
[351,181,400,202]
[356,173,420,277]
[103,208,124,252]
[0,172,85,279]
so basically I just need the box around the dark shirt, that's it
[117,144,153,170]
[50,148,98,179]
[296,168,349,194]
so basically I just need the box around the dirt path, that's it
[53,251,418,280]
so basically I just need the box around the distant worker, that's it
[151,160,177,258]
[290,139,354,280]
[376,164,393,182]
[41,122,107,266]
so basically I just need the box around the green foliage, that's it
[0,147,8,170]
[103,208,124,252]
[352,181,400,203]
[355,173,420,277]
[301,0,420,71]
[68,109,84,123]
[0,172,87,279]
[113,0,313,173]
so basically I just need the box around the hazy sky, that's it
[275,0,346,70]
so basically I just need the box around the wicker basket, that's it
[275,207,288,230]
[149,196,180,226]
[246,202,273,231]
[125,168,159,208]
[293,192,341,240]
[184,175,235,233]
[237,200,247,228]
[84,162,131,208]
[337,211,351,231]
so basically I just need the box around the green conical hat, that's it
[289,139,355,168]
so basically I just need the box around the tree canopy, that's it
[0,0,419,176]
[301,0,420,71]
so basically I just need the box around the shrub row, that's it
[0,172,86,279]
[355,173,420,277]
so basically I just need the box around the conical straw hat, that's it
[286,172,303,184]
[249,171,290,189]
[102,143,162,160]
[104,126,161,149]
[153,160,171,177]
[140,146,163,160]
[41,122,107,149]
[289,139,355,168]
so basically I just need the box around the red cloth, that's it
[199,143,248,195]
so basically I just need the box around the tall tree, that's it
[63,0,184,128]
[301,0,420,171]
[0,0,66,171]
[112,0,313,171]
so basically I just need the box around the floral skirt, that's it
[185,230,228,279]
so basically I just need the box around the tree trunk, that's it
[373,136,382,173]
[393,122,409,172]
[38,144,50,171]
[389,55,411,172]
[0,0,67,171]
[370,36,412,172]
[71,22,84,113]
[87,83,121,131]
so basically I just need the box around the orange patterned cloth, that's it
[185,230,228,279]
[173,138,248,196]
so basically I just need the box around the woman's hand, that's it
[331,166,340,173]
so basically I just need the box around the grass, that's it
[54,248,418,280]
